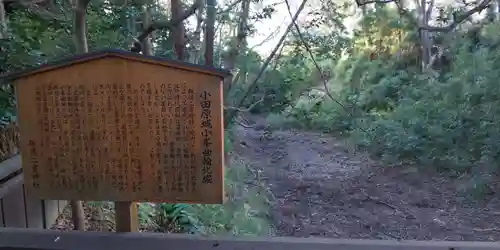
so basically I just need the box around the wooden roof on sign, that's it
[0,49,231,81]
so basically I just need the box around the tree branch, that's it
[234,117,255,128]
[225,0,308,127]
[249,18,285,50]
[355,0,493,32]
[354,0,392,5]
[131,1,200,53]
[224,94,267,112]
[284,0,349,113]
[425,0,434,23]
[406,0,491,32]
[216,0,242,14]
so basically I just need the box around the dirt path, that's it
[233,117,500,241]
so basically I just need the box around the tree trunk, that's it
[225,0,308,126]
[171,0,185,60]
[497,0,500,17]
[216,21,224,66]
[70,0,90,231]
[223,0,250,94]
[418,0,433,69]
[73,0,89,54]
[204,0,216,66]
[141,3,153,55]
[0,0,7,39]
[191,0,205,64]
[487,0,500,21]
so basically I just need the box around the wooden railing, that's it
[0,156,66,228]
[0,228,499,250]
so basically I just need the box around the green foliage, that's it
[351,31,500,172]
[277,5,500,187]
[134,131,270,235]
[188,158,271,236]
[137,158,271,235]
[1,1,129,125]
[2,1,127,74]
[153,203,201,233]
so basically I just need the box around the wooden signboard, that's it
[6,49,229,204]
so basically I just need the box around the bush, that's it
[280,21,500,180]
[136,130,271,235]
[188,156,272,235]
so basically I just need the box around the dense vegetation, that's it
[1,0,500,235]
[265,3,500,191]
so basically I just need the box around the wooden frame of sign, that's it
[2,49,230,231]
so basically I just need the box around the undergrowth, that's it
[135,156,272,235]
[135,132,271,235]
[90,131,271,235]
[259,16,500,197]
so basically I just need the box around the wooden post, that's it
[10,49,227,232]
[115,201,138,232]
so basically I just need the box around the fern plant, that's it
[154,203,201,233]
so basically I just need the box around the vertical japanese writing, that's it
[200,90,213,184]
[27,140,40,188]
[73,85,85,191]
[162,83,174,193]
[159,83,169,193]
[126,83,141,193]
[47,83,67,189]
[21,65,222,203]
[114,83,126,192]
[34,86,49,188]
[82,86,98,190]
[173,84,184,192]
[185,87,196,192]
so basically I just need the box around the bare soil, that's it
[233,116,500,241]
[52,202,156,232]
[53,115,500,240]
[52,203,116,231]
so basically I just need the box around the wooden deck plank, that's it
[0,228,500,250]
[0,156,21,181]
[0,161,64,230]
[0,199,4,227]
[0,175,23,199]
[23,185,44,229]
[42,200,59,229]
[2,185,26,228]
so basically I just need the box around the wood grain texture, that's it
[2,185,26,227]
[115,201,138,232]
[23,185,44,229]
[0,156,21,181]
[0,159,70,229]
[42,200,59,229]
[1,228,500,250]
[0,199,4,227]
[0,172,23,199]
[15,57,224,204]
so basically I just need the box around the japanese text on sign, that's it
[200,91,213,184]
[17,73,223,203]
